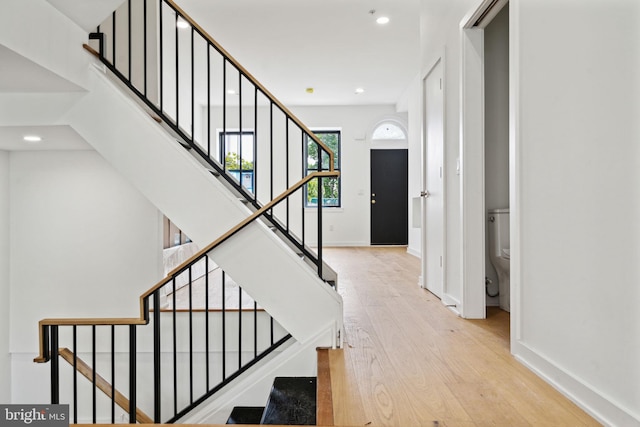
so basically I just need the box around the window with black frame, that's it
[220,130,255,193]
[305,130,340,207]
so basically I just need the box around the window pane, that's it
[221,131,255,193]
[318,132,339,170]
[306,177,340,207]
[305,130,340,207]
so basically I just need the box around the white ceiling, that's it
[177,0,420,106]
[0,0,420,151]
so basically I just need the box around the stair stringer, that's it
[59,63,343,346]
[178,323,336,425]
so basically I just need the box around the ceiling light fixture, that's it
[355,87,365,95]
[23,135,42,143]
[376,16,390,24]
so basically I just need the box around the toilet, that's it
[488,208,510,312]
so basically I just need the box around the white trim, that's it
[513,341,640,426]
[459,23,486,319]
[406,246,420,258]
[462,0,509,29]
[508,0,522,344]
[371,119,408,141]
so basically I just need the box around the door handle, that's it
[371,200,376,204]
[420,191,430,198]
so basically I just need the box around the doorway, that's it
[370,149,408,245]
[459,0,510,319]
[483,4,510,309]
[422,59,445,299]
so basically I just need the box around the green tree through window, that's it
[220,131,255,193]
[306,130,340,207]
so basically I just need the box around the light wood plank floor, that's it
[322,247,600,427]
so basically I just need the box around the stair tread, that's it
[226,406,265,424]
[260,377,316,425]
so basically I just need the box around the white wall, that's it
[9,150,163,354]
[0,151,10,402]
[418,0,640,424]
[292,105,408,247]
[512,0,640,424]
[205,104,408,247]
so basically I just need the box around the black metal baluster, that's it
[317,153,323,277]
[205,256,210,390]
[191,25,195,140]
[189,267,193,403]
[222,271,226,379]
[207,45,211,157]
[222,59,227,171]
[50,326,59,404]
[127,0,132,81]
[301,132,306,245]
[270,317,274,346]
[129,325,137,424]
[254,301,258,358]
[112,11,116,67]
[159,0,163,110]
[143,0,148,97]
[175,11,179,127]
[286,117,290,231]
[270,102,274,208]
[111,325,115,424]
[172,278,177,416]
[153,290,162,422]
[238,287,242,370]
[239,71,243,187]
[92,325,97,424]
[253,87,258,200]
[73,326,78,423]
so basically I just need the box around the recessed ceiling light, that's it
[306,87,314,94]
[23,135,42,142]
[376,16,390,25]
[355,88,365,95]
[177,18,190,29]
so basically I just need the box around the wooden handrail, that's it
[58,348,153,424]
[35,170,338,363]
[162,0,336,172]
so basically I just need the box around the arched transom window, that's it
[372,122,407,140]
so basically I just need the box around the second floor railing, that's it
[87,0,338,279]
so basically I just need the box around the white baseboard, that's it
[512,341,640,427]
[406,246,421,258]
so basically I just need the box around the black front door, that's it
[370,149,408,245]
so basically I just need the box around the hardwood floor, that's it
[322,247,600,427]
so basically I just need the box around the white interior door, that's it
[422,59,444,298]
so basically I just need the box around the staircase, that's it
[2,0,344,424]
